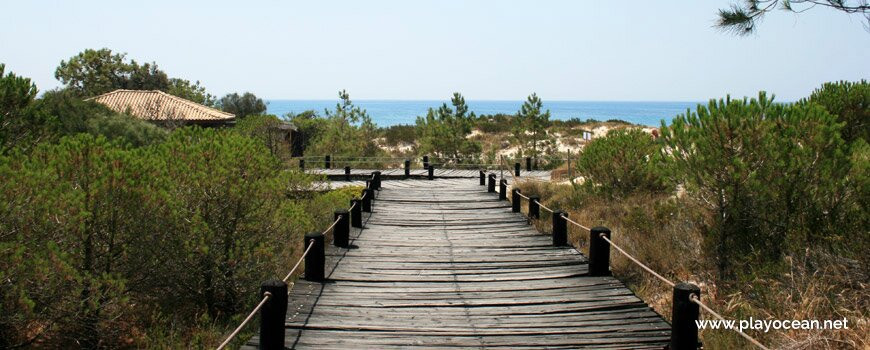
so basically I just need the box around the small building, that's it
[275,121,304,157]
[88,89,235,127]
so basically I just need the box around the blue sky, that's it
[2,1,868,101]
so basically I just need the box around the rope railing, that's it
[599,233,676,288]
[500,156,517,181]
[282,239,317,283]
[299,155,576,162]
[538,202,555,214]
[321,216,342,235]
[562,213,591,232]
[691,295,771,350]
[217,237,318,350]
[216,292,272,350]
[328,160,401,164]
[484,175,768,350]
[216,200,360,349]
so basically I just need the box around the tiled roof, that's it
[87,89,235,122]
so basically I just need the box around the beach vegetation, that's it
[0,127,355,348]
[576,128,666,197]
[415,92,482,161]
[513,93,553,160]
[805,79,869,144]
[513,84,868,348]
[304,90,384,159]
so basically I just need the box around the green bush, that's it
[0,135,161,347]
[286,110,326,153]
[575,128,665,196]
[234,114,292,159]
[474,114,514,134]
[805,80,869,144]
[550,118,585,128]
[86,113,167,147]
[0,128,358,347]
[381,124,417,146]
[305,90,384,158]
[660,93,859,279]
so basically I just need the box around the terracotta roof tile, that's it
[87,89,235,122]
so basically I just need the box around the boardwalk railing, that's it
[487,165,769,350]
[216,174,379,350]
[295,155,570,173]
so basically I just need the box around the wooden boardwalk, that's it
[245,178,669,349]
[307,168,552,180]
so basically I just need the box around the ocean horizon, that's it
[266,100,703,127]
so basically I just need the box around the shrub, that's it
[474,113,514,134]
[286,110,325,153]
[234,114,292,159]
[550,118,585,128]
[575,128,665,196]
[660,93,857,279]
[0,135,160,347]
[86,113,167,147]
[381,124,417,146]
[0,128,357,347]
[306,90,384,158]
[805,80,869,144]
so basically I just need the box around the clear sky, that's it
[2,1,868,101]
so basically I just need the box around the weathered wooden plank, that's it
[242,179,668,349]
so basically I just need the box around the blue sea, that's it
[266,100,702,127]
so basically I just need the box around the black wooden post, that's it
[350,199,362,228]
[299,158,305,171]
[514,162,520,176]
[373,171,381,190]
[499,179,507,200]
[525,157,532,171]
[670,283,702,350]
[479,171,486,185]
[303,232,325,281]
[258,280,288,350]
[589,226,612,276]
[487,174,496,193]
[428,165,434,180]
[528,195,540,219]
[333,210,349,248]
[325,155,331,169]
[511,189,521,213]
[552,210,568,246]
[362,189,373,213]
[404,159,410,178]
[344,166,351,181]
[423,155,429,169]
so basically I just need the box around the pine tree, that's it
[514,93,552,163]
[415,93,481,161]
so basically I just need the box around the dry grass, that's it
[513,180,869,350]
